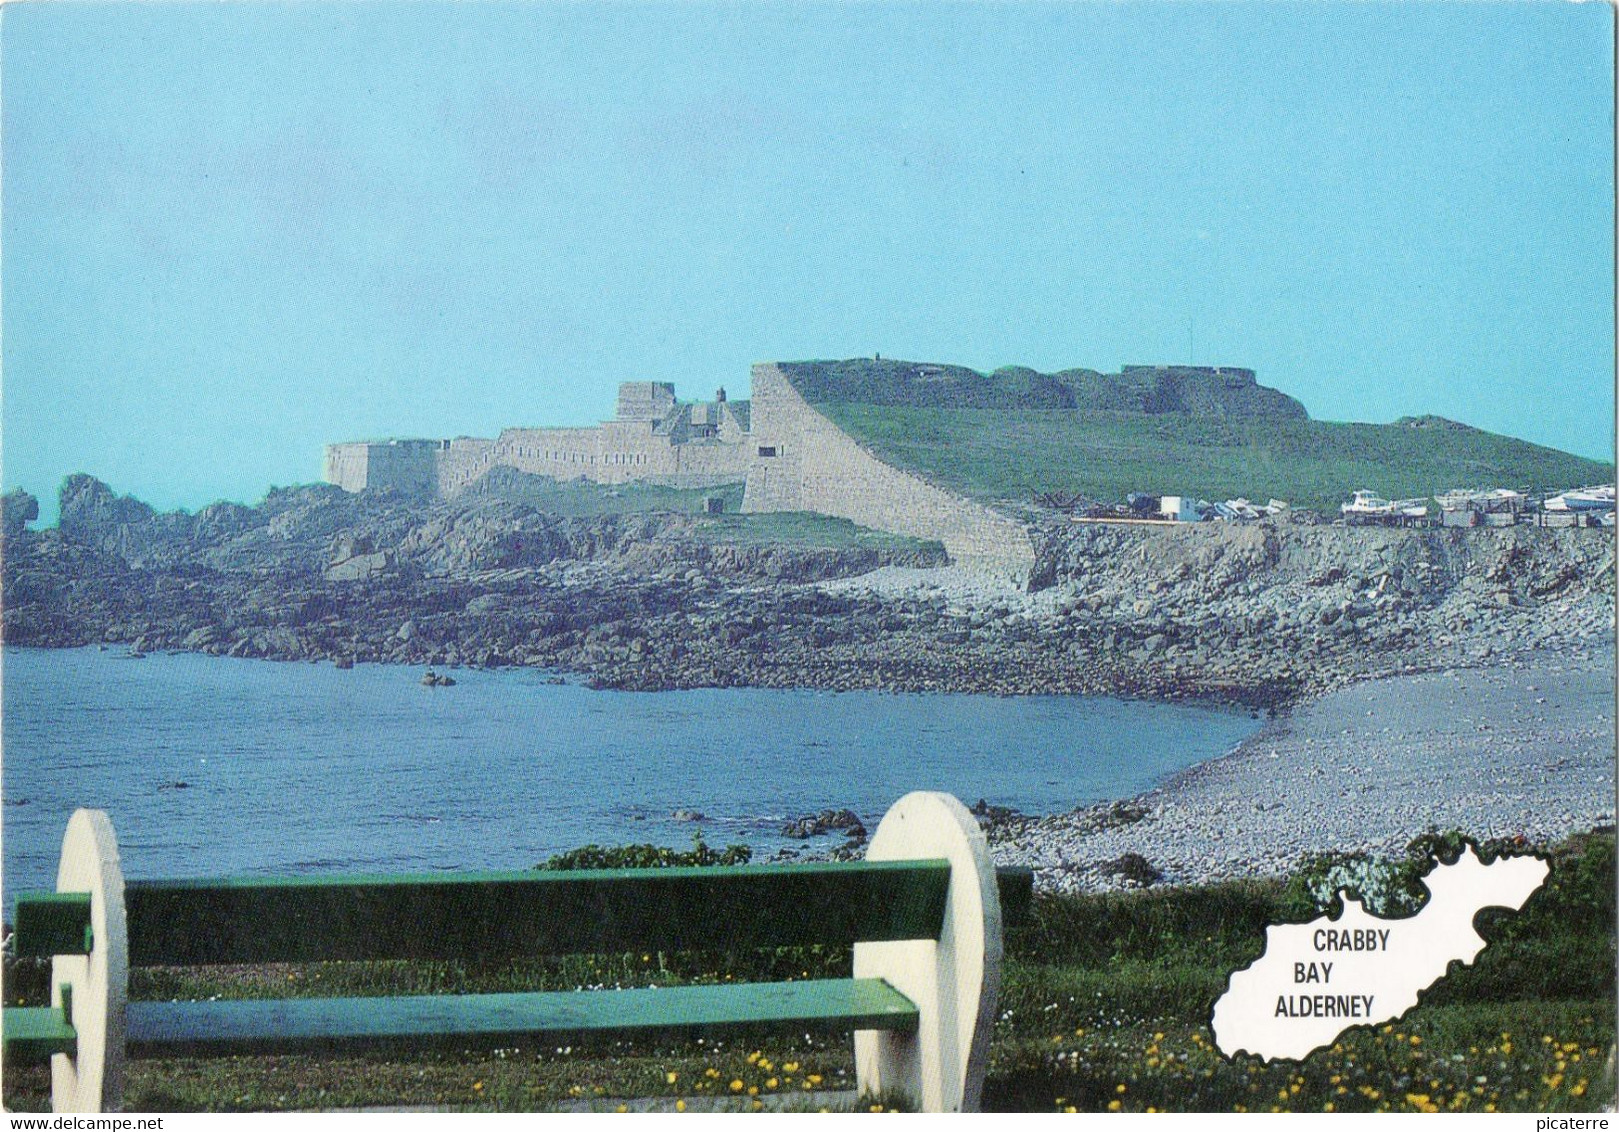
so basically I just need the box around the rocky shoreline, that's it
[6,477,1614,711]
[4,476,1615,893]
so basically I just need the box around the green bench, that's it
[5,792,1032,1113]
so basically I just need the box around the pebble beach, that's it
[992,639,1617,892]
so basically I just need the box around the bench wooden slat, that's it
[997,865,1034,926]
[11,866,1034,964]
[2,1006,78,1062]
[13,892,93,957]
[122,860,954,965]
[125,977,918,1058]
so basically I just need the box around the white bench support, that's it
[52,809,128,1113]
[853,791,1004,1112]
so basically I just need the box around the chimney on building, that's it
[715,386,727,402]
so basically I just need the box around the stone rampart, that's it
[434,437,500,494]
[325,389,753,497]
[496,426,614,480]
[741,364,1035,573]
[323,439,442,496]
[323,443,373,494]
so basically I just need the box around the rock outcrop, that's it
[2,476,1611,707]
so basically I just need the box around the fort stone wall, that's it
[434,437,501,494]
[495,426,613,480]
[323,442,373,494]
[324,369,1038,574]
[324,439,443,496]
[741,364,1035,573]
[659,439,756,488]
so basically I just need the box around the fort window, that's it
[758,446,779,458]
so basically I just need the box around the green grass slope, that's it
[460,471,937,552]
[811,403,1613,515]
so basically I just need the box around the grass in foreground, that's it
[4,832,1611,1112]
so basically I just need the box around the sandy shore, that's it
[993,638,1616,892]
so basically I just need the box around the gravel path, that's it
[993,640,1616,893]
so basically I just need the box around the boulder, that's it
[1,489,39,539]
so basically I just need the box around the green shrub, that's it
[536,835,752,871]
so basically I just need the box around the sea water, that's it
[2,647,1261,897]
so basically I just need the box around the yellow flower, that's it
[747,1086,758,1097]
[1409,1035,1421,1045]
[766,1078,778,1090]
[675,1100,686,1112]
[615,1105,628,1114]
[1107,1100,1121,1112]
[666,1072,678,1085]
[783,1062,799,1073]
[472,1082,484,1092]
[729,1079,744,1093]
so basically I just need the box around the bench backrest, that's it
[15,859,1031,965]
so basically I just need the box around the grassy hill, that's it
[810,402,1613,515]
[781,358,1307,419]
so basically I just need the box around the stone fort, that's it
[325,361,1279,573]
[324,382,754,499]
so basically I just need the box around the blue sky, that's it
[4,1,1613,521]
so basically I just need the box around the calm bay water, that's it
[2,647,1261,897]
